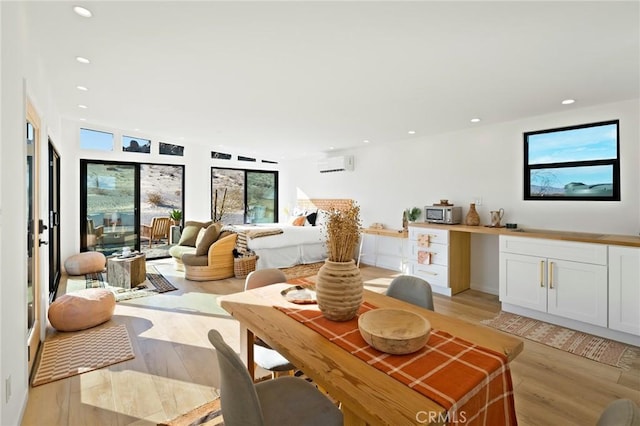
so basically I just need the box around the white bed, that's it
[234,199,354,269]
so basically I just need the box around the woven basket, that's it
[234,255,258,279]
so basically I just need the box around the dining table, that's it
[218,284,523,426]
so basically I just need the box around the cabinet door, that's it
[609,246,640,335]
[547,259,608,327]
[499,252,547,312]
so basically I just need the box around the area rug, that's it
[158,398,224,426]
[482,311,638,370]
[32,324,135,386]
[280,262,323,280]
[67,265,178,301]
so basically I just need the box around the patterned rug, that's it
[32,324,135,386]
[72,265,178,301]
[158,398,224,426]
[482,311,638,370]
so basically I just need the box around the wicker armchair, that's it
[182,233,237,281]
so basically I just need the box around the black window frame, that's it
[523,120,620,201]
[211,167,279,224]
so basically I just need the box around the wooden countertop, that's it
[408,222,640,248]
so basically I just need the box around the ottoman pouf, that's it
[64,251,106,275]
[48,288,116,332]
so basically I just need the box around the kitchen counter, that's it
[408,223,640,248]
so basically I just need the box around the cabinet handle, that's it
[421,270,438,276]
[549,262,554,289]
[539,261,544,287]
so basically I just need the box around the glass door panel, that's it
[139,164,184,259]
[211,168,245,224]
[85,163,136,256]
[247,171,277,223]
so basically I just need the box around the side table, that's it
[107,253,146,289]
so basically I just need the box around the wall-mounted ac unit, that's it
[318,155,355,173]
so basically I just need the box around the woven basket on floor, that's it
[234,255,258,279]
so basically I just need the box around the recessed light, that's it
[408,130,416,135]
[329,146,335,150]
[73,6,93,18]
[134,128,140,131]
[363,140,370,144]
[561,99,575,105]
[76,85,88,91]
[78,104,88,109]
[76,56,90,64]
[470,118,481,123]
[79,118,86,121]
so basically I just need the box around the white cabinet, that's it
[358,229,409,273]
[499,236,608,327]
[608,246,640,336]
[408,225,470,295]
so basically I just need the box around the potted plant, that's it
[406,207,421,222]
[169,209,182,226]
[316,203,363,321]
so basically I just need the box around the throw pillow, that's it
[292,216,306,226]
[195,223,222,256]
[178,224,202,247]
[306,211,318,226]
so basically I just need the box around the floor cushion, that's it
[48,288,116,332]
[64,251,106,275]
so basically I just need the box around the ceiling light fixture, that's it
[329,146,335,150]
[75,56,90,64]
[79,118,86,121]
[470,118,481,123]
[76,85,88,91]
[561,99,575,105]
[363,140,370,144]
[73,6,93,18]
[78,104,88,109]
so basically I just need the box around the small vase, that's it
[315,259,363,321]
[465,203,480,226]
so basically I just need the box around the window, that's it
[80,128,114,151]
[159,142,184,156]
[123,136,151,153]
[524,120,620,201]
[211,168,278,224]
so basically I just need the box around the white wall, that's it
[1,3,62,423]
[282,99,640,293]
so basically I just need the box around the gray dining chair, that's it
[385,275,434,311]
[208,329,343,426]
[244,269,296,379]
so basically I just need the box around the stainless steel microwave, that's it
[425,206,462,224]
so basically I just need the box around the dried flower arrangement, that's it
[323,202,362,263]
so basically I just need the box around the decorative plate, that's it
[281,285,317,304]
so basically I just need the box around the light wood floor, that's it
[22,260,639,425]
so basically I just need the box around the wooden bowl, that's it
[358,308,431,355]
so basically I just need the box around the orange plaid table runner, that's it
[276,302,517,426]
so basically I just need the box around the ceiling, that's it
[24,1,639,160]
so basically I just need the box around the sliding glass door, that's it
[211,167,278,224]
[81,160,184,259]
[83,162,137,255]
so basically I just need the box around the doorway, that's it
[26,100,42,375]
[48,140,61,301]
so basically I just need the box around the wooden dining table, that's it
[218,284,523,426]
